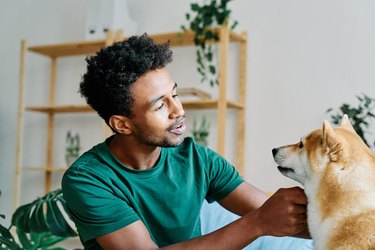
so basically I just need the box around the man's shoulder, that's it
[63,141,109,177]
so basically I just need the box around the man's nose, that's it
[170,100,185,118]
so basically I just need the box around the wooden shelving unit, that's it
[14,26,247,208]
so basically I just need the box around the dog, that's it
[272,115,375,250]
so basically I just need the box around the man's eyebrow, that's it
[148,82,178,109]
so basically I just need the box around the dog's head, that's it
[272,115,373,185]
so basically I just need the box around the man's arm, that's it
[96,182,309,249]
[220,182,309,238]
[96,204,264,250]
[218,182,269,215]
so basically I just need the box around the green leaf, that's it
[36,232,66,249]
[46,197,77,237]
[0,227,12,240]
[209,65,216,74]
[230,20,238,30]
[16,228,34,250]
[0,236,22,250]
[29,198,49,233]
[197,66,205,76]
[191,3,200,11]
[12,202,35,233]
[206,50,213,61]
[205,30,214,40]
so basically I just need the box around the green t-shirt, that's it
[62,136,243,249]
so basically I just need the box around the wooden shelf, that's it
[28,39,108,57]
[15,26,247,209]
[182,100,244,109]
[26,104,93,113]
[27,29,247,58]
[22,167,67,173]
[25,100,244,114]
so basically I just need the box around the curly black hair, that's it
[79,33,173,125]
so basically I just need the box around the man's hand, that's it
[252,187,308,237]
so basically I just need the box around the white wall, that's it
[1,0,375,229]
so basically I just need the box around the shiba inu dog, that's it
[272,115,375,250]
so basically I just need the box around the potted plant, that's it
[0,189,77,249]
[181,0,238,87]
[326,93,375,148]
[65,131,81,167]
[192,115,211,146]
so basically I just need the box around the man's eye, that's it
[155,103,165,111]
[298,141,304,149]
[172,94,179,98]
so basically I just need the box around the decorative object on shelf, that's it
[0,189,76,249]
[85,0,137,39]
[192,115,211,146]
[181,0,238,87]
[326,93,375,148]
[65,130,81,167]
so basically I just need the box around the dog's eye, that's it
[298,141,304,149]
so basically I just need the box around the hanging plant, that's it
[181,0,238,87]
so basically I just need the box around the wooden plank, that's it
[217,25,230,156]
[23,167,67,173]
[45,57,57,193]
[26,104,94,113]
[25,100,243,114]
[27,28,245,58]
[229,30,247,43]
[28,39,107,57]
[14,40,27,209]
[236,32,248,176]
[149,31,195,46]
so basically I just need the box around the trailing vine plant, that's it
[326,93,375,148]
[181,0,238,87]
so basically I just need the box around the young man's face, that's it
[129,68,186,147]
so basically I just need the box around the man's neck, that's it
[108,134,161,170]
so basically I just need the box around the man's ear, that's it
[108,115,132,135]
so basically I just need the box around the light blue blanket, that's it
[200,200,313,249]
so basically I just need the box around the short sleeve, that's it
[204,147,244,202]
[62,167,139,242]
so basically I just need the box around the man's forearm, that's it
[161,212,262,250]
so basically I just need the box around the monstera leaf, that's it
[0,189,78,249]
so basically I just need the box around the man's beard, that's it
[133,129,185,148]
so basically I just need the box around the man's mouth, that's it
[170,119,186,135]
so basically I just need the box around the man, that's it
[62,34,309,249]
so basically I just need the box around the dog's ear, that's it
[323,120,343,162]
[339,114,356,133]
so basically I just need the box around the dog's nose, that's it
[272,148,278,156]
